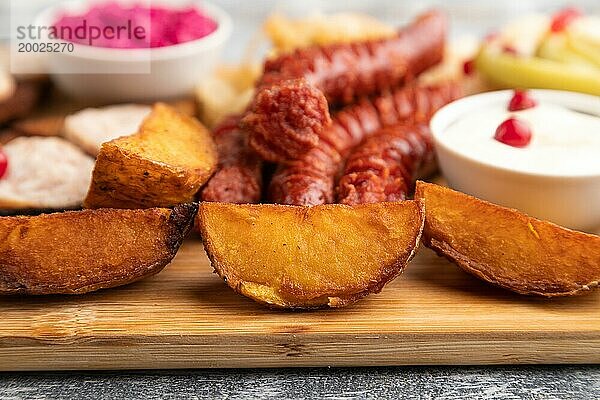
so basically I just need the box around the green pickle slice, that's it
[567,33,600,68]
[475,45,600,95]
[537,34,596,67]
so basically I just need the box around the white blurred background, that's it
[2,0,599,60]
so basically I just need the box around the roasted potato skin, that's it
[84,144,202,209]
[415,181,600,297]
[84,103,217,209]
[198,201,424,309]
[0,203,197,295]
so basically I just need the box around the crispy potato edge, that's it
[0,203,197,295]
[198,201,425,309]
[415,181,600,297]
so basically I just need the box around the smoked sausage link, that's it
[201,116,263,204]
[260,10,447,104]
[241,79,331,164]
[337,124,433,205]
[246,10,447,164]
[268,82,462,205]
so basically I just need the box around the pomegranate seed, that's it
[494,117,532,148]
[463,59,475,75]
[550,7,582,32]
[0,148,7,179]
[508,90,538,111]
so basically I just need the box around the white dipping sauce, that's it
[441,102,600,176]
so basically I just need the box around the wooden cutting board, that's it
[0,237,599,371]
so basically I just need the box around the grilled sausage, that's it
[268,82,462,205]
[245,10,447,164]
[201,116,263,204]
[260,10,447,104]
[241,79,331,163]
[337,123,433,205]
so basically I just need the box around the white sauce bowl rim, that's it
[430,89,600,179]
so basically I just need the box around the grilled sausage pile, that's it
[203,9,463,205]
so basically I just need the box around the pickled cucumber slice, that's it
[475,46,600,95]
[537,34,596,67]
[567,33,600,68]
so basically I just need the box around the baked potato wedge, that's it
[197,201,424,308]
[84,103,217,209]
[415,181,600,297]
[0,203,197,295]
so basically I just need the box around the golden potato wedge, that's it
[84,103,217,209]
[0,203,197,295]
[197,201,424,308]
[415,181,600,297]
[165,97,197,118]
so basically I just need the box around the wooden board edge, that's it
[1,332,599,370]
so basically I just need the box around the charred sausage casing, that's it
[337,123,433,205]
[260,10,447,104]
[268,82,462,205]
[244,10,448,164]
[201,116,263,204]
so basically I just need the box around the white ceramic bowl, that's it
[430,89,600,232]
[35,0,232,102]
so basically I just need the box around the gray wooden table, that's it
[1,366,599,399]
